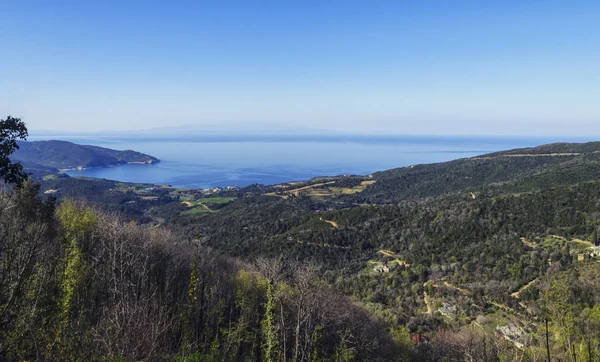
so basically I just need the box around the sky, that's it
[1,0,599,136]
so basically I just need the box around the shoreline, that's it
[58,159,160,172]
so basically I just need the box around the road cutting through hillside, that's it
[378,250,411,267]
[265,181,338,198]
[424,290,433,315]
[511,279,538,299]
[320,217,339,228]
[421,280,472,315]
[520,237,537,248]
[476,153,581,160]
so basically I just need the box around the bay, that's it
[28,135,582,189]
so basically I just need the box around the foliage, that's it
[12,139,158,170]
[0,185,401,360]
[169,141,600,361]
[0,115,28,185]
[6,122,600,361]
[261,279,279,362]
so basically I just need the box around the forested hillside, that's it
[0,183,402,361]
[349,142,600,203]
[3,116,600,361]
[12,140,159,170]
[172,141,600,361]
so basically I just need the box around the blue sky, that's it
[1,0,599,135]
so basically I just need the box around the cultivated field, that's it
[265,179,376,199]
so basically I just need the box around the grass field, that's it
[194,197,236,204]
[329,181,376,195]
[265,179,376,199]
[537,235,594,251]
[540,236,566,249]
[180,197,235,215]
[182,197,236,206]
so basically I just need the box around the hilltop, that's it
[12,140,159,171]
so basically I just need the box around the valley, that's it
[9,139,600,360]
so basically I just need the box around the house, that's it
[496,323,527,348]
[438,303,457,317]
[411,334,429,346]
[373,264,390,273]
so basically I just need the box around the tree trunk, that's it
[281,302,287,362]
[294,301,302,362]
[546,318,551,362]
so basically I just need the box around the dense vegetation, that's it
[4,116,600,361]
[1,117,403,361]
[0,116,28,185]
[172,142,600,361]
[12,139,159,170]
[0,183,404,361]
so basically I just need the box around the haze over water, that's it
[25,135,586,189]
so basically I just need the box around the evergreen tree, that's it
[0,115,28,185]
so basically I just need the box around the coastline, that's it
[55,138,521,188]
[58,159,160,172]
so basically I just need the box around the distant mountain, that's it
[31,122,335,138]
[12,140,159,171]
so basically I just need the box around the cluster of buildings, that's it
[170,185,240,198]
[574,245,600,262]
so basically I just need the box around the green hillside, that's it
[11,140,159,170]
[347,141,600,203]
[5,138,600,361]
[169,141,600,361]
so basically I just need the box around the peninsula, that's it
[12,140,159,171]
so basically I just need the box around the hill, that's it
[167,140,600,360]
[345,141,600,203]
[11,140,159,171]
[19,140,600,360]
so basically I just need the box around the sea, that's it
[27,134,589,189]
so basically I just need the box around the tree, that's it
[261,279,279,362]
[0,116,28,185]
[0,181,57,360]
[543,275,580,361]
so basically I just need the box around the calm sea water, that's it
[28,135,581,189]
